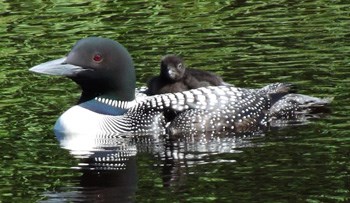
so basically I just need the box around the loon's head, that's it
[160,55,185,81]
[30,37,136,103]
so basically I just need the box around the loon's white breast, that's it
[54,105,106,134]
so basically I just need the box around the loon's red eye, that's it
[93,54,103,62]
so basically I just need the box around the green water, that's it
[0,0,349,202]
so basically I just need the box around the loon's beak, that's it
[168,65,177,78]
[29,57,84,77]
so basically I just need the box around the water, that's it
[0,0,349,202]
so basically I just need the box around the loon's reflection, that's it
[42,126,300,202]
[78,156,138,203]
[41,132,139,203]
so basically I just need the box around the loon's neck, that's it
[78,93,136,116]
[78,91,99,104]
[78,90,135,104]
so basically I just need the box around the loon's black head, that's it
[30,37,136,103]
[160,55,185,81]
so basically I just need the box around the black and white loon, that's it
[30,37,331,135]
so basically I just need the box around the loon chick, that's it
[29,37,328,135]
[146,55,224,95]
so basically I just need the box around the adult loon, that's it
[146,55,224,95]
[30,37,330,135]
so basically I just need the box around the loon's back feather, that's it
[270,93,333,119]
[98,85,274,134]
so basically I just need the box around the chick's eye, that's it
[93,54,103,62]
[177,63,183,69]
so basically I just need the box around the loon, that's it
[146,55,224,95]
[30,37,330,135]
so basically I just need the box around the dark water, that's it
[0,0,349,202]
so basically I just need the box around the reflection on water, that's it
[43,157,138,203]
[43,133,140,202]
[0,0,349,202]
[42,129,264,202]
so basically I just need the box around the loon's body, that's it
[30,37,330,135]
[146,55,224,95]
[53,84,277,135]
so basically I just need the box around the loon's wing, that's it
[128,86,270,134]
[99,84,331,135]
[98,86,270,134]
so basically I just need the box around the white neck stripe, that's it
[94,97,136,109]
